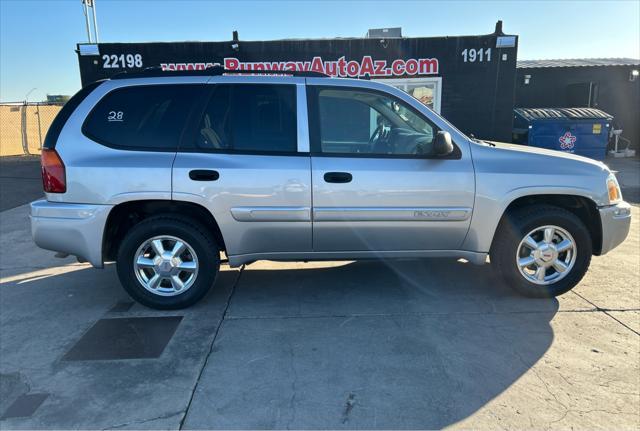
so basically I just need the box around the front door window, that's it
[312,87,440,157]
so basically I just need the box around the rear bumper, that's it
[30,199,112,268]
[598,201,632,255]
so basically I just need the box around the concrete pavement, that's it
[1,200,638,429]
[0,156,42,211]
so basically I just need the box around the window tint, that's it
[313,88,438,156]
[195,84,297,153]
[83,85,203,150]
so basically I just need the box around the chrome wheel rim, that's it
[516,225,577,286]
[133,235,199,296]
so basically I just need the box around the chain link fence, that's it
[0,102,63,156]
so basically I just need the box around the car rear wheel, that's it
[491,205,592,298]
[116,215,220,309]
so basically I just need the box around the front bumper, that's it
[30,199,113,268]
[598,201,632,255]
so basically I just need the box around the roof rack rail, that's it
[212,65,329,78]
[111,65,329,80]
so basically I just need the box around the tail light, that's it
[41,149,66,193]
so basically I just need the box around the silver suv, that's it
[31,68,631,309]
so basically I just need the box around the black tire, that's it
[116,215,220,309]
[491,205,592,298]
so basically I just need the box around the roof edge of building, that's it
[517,57,640,69]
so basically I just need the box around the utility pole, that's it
[82,0,99,43]
[91,0,99,43]
[82,0,92,43]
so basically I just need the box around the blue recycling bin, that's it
[513,108,613,160]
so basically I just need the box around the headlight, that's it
[607,174,622,204]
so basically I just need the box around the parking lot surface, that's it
[1,157,638,429]
[0,156,42,211]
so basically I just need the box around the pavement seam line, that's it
[224,307,640,321]
[177,265,244,430]
[571,290,640,336]
[103,410,184,430]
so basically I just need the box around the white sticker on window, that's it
[107,111,124,122]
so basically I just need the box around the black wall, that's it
[516,65,640,150]
[77,32,518,142]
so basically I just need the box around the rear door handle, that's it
[189,169,219,181]
[324,172,352,183]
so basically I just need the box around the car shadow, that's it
[183,258,560,429]
[230,258,560,317]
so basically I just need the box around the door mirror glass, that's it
[433,131,454,156]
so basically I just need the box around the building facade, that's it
[76,23,519,142]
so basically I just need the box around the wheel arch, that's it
[490,194,602,256]
[102,199,227,262]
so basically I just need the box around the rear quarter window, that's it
[82,84,204,151]
[43,80,103,149]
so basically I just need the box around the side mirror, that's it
[433,131,454,156]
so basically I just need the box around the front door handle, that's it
[324,172,352,183]
[189,169,219,181]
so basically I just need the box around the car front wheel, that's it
[491,205,592,298]
[116,215,220,309]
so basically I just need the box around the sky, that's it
[1,0,639,102]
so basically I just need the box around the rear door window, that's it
[83,84,204,150]
[192,84,297,153]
